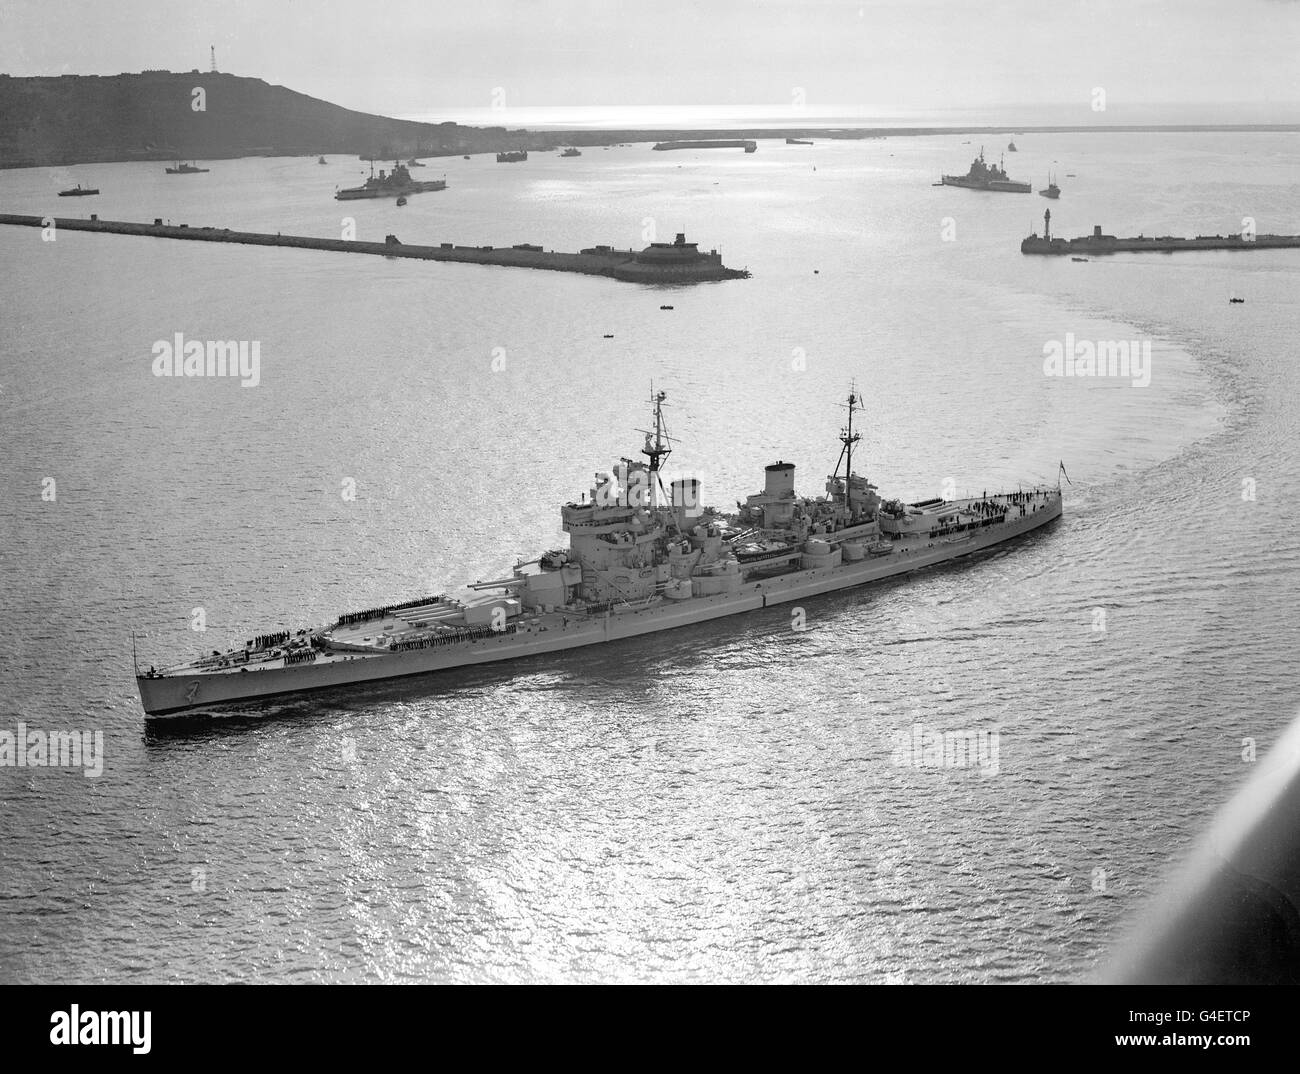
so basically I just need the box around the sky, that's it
[3,0,1299,124]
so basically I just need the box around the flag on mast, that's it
[1058,461,1072,486]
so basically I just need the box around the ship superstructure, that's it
[137,390,1063,717]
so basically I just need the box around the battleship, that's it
[165,161,208,174]
[136,391,1063,718]
[335,161,446,200]
[939,148,1031,192]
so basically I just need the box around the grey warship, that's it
[335,161,447,200]
[137,391,1063,718]
[940,148,1031,192]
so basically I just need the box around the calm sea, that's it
[1,130,1298,982]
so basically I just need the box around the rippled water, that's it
[1,131,1298,982]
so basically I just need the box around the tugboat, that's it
[135,389,1064,719]
[165,161,209,174]
[57,184,99,197]
[497,150,528,163]
[1038,174,1061,199]
[561,147,582,157]
[335,160,447,201]
[939,148,1031,192]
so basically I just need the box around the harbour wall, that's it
[0,212,749,283]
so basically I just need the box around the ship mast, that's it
[835,386,863,511]
[639,388,672,509]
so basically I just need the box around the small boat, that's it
[463,155,471,160]
[406,158,425,167]
[1066,173,1077,177]
[561,147,582,157]
[57,184,99,197]
[1229,297,1245,304]
[1071,257,1089,263]
[785,138,812,146]
[659,305,674,310]
[396,195,407,206]
[602,334,614,339]
[1007,140,1018,152]
[318,156,327,165]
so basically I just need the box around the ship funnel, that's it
[764,461,795,499]
[670,478,701,528]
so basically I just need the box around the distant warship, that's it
[939,148,1031,192]
[335,161,447,201]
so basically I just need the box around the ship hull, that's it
[138,496,1061,719]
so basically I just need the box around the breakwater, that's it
[1022,222,1300,255]
[652,139,757,152]
[0,213,750,283]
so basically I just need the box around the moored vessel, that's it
[136,390,1063,718]
[165,161,209,174]
[57,184,99,196]
[496,150,528,163]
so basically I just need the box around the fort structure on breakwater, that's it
[0,214,749,283]
[1021,209,1300,255]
